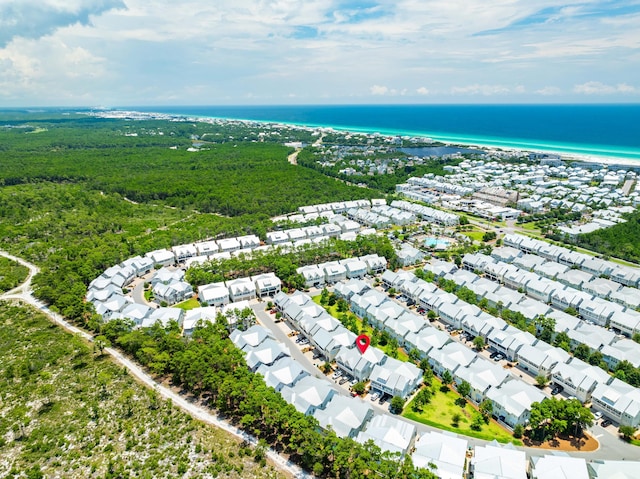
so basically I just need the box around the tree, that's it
[457,380,471,399]
[412,387,433,412]
[441,370,453,392]
[351,382,366,396]
[390,396,405,414]
[619,425,637,441]
[94,335,111,356]
[451,412,461,427]
[535,375,549,388]
[574,343,591,361]
[513,423,524,439]
[479,399,493,422]
[472,336,485,351]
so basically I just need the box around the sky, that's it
[0,0,639,106]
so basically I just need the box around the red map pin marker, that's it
[356,334,370,354]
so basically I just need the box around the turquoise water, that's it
[425,237,450,247]
[125,105,640,161]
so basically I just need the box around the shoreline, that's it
[94,108,640,168]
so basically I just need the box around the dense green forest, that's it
[0,115,376,216]
[0,303,284,478]
[572,209,640,263]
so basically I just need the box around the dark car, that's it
[489,351,499,359]
[551,385,564,395]
[378,395,387,405]
[601,419,612,428]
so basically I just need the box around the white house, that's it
[551,358,611,403]
[485,379,546,428]
[253,273,282,298]
[590,378,640,427]
[313,395,374,439]
[471,442,527,479]
[257,356,308,392]
[145,249,176,267]
[356,414,416,456]
[369,357,422,399]
[530,455,589,479]
[280,375,336,416]
[454,358,510,404]
[226,277,257,302]
[412,431,468,479]
[197,282,230,307]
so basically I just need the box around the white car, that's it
[370,392,380,402]
[593,411,603,420]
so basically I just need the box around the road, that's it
[252,291,640,461]
[0,250,311,479]
[2,249,639,464]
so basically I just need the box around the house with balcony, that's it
[485,379,546,428]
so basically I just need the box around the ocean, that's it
[127,104,640,161]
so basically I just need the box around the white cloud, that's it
[1,0,639,105]
[573,81,638,95]
[450,84,512,96]
[370,85,390,95]
[536,86,561,96]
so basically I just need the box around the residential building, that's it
[356,414,417,456]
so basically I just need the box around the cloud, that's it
[370,84,390,95]
[450,84,512,96]
[416,87,429,95]
[0,0,125,47]
[536,86,561,96]
[573,81,638,94]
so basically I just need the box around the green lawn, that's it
[461,231,485,242]
[174,296,201,310]
[403,382,520,444]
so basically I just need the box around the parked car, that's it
[378,395,387,405]
[593,411,603,420]
[493,353,503,362]
[551,385,563,395]
[489,351,499,359]
[370,392,380,402]
[339,377,349,385]
[331,370,342,380]
[601,418,612,428]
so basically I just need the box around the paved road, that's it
[253,291,640,461]
[0,250,310,479]
[3,249,639,464]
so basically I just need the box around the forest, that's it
[0,112,427,477]
[572,209,640,263]
[0,114,377,217]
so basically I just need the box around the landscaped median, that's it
[403,380,521,445]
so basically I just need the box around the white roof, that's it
[412,431,468,479]
[531,454,588,479]
[472,442,527,479]
[588,460,640,479]
[313,395,373,438]
[356,414,416,456]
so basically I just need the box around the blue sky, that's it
[0,0,638,106]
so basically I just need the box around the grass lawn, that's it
[461,231,485,242]
[312,294,409,362]
[174,296,201,310]
[403,381,520,445]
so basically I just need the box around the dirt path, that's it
[0,250,309,479]
[287,148,301,165]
